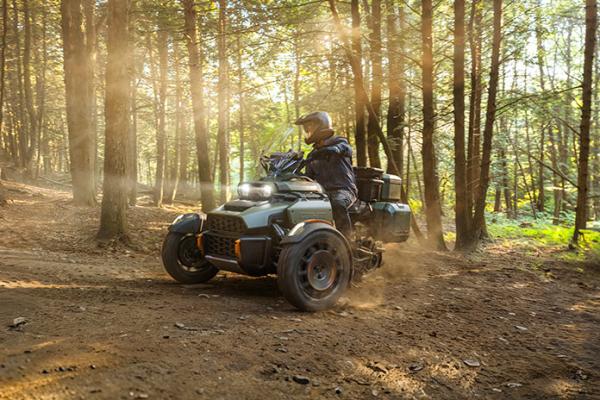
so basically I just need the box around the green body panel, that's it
[256,175,324,193]
[371,201,411,242]
[210,202,291,229]
[208,198,333,230]
[273,180,323,193]
[212,178,330,229]
[286,199,333,225]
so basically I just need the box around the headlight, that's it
[237,183,273,200]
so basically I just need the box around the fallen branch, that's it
[38,175,72,187]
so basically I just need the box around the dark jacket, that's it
[305,135,357,194]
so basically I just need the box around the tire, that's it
[277,230,352,311]
[161,232,218,284]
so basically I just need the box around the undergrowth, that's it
[487,213,600,261]
[442,213,600,261]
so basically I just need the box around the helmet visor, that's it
[302,121,317,139]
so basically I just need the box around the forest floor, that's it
[0,181,599,400]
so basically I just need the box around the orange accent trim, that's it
[304,219,333,225]
[234,239,241,260]
[196,234,204,256]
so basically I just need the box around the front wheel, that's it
[161,232,218,284]
[277,230,352,311]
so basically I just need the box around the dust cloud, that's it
[346,243,427,309]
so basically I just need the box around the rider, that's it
[295,111,357,239]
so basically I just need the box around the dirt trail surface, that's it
[1,182,599,399]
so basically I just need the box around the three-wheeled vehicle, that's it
[162,140,410,311]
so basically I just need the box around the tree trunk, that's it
[98,0,131,240]
[237,35,245,182]
[351,0,367,167]
[217,0,229,203]
[329,0,423,241]
[593,41,600,221]
[127,1,137,206]
[153,29,168,207]
[366,0,382,168]
[523,66,538,211]
[165,44,183,205]
[534,3,547,212]
[21,0,37,176]
[500,148,513,218]
[472,0,502,241]
[182,0,214,211]
[178,83,189,192]
[385,0,404,176]
[405,93,412,198]
[549,126,562,224]
[420,0,446,250]
[12,0,26,171]
[33,4,48,179]
[572,0,597,244]
[83,0,96,182]
[453,0,470,249]
[466,0,482,220]
[60,0,96,206]
[293,33,301,150]
[493,186,502,212]
[0,0,8,138]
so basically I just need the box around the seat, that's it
[348,199,372,220]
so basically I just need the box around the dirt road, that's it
[1,183,599,399]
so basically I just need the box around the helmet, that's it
[294,111,334,144]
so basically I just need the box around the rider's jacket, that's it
[305,135,358,195]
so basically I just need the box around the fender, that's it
[168,213,205,234]
[281,221,353,269]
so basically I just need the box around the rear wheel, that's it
[161,232,218,284]
[277,230,351,311]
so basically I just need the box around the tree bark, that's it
[453,0,470,249]
[182,0,214,211]
[572,0,597,244]
[293,33,301,150]
[466,0,482,220]
[12,0,26,171]
[217,0,229,203]
[60,0,96,206]
[549,126,562,223]
[237,35,245,182]
[366,0,382,168]
[534,2,547,212]
[385,0,404,176]
[127,1,137,206]
[500,147,513,218]
[329,0,424,241]
[420,0,446,250]
[153,29,168,206]
[0,0,8,138]
[165,43,183,205]
[351,0,367,167]
[33,4,48,178]
[22,0,37,175]
[473,0,502,241]
[98,0,131,240]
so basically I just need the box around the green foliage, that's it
[487,214,600,261]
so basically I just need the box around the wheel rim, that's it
[298,241,342,299]
[306,250,337,291]
[177,235,207,272]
